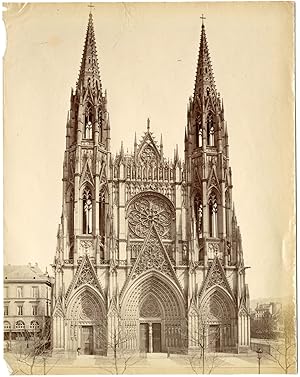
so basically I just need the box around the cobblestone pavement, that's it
[4,351,291,375]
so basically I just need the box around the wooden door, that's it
[81,326,93,355]
[152,323,161,352]
[139,323,149,352]
[208,325,220,352]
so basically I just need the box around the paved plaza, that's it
[4,351,291,375]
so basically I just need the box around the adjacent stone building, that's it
[52,13,250,355]
[3,264,52,343]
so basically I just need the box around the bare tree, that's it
[264,303,296,374]
[7,319,61,375]
[184,311,224,374]
[250,308,280,340]
[94,311,144,374]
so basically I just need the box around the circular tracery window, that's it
[140,145,157,164]
[128,193,174,239]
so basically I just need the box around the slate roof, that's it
[4,264,49,281]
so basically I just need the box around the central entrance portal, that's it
[139,322,161,353]
[81,326,93,355]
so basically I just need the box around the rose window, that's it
[128,194,173,239]
[140,145,157,164]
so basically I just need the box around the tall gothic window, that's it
[198,128,203,147]
[98,109,102,141]
[194,193,203,238]
[68,192,74,235]
[207,113,215,146]
[208,193,218,238]
[68,192,74,258]
[99,191,105,238]
[84,107,93,139]
[196,115,202,148]
[83,188,92,234]
[225,191,230,236]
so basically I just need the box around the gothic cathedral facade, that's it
[52,14,250,355]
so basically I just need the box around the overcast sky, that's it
[3,2,294,300]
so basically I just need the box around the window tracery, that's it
[140,295,161,318]
[202,291,232,324]
[140,145,157,164]
[127,194,174,239]
[69,290,105,325]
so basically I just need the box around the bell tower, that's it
[185,21,234,266]
[52,12,110,352]
[185,20,250,352]
[62,12,110,264]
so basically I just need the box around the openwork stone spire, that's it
[194,23,217,103]
[77,13,102,94]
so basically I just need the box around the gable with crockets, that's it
[121,224,182,294]
[66,254,104,300]
[199,256,234,300]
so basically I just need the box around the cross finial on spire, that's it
[147,118,150,131]
[200,14,206,26]
[88,2,95,14]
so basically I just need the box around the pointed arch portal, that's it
[66,287,107,355]
[121,272,186,353]
[197,287,236,352]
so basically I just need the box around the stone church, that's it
[52,13,250,355]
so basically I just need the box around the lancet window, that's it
[225,191,230,236]
[207,113,215,146]
[196,115,202,147]
[194,193,203,238]
[99,190,105,238]
[198,128,203,147]
[68,191,74,258]
[208,193,218,238]
[98,108,103,139]
[68,192,74,236]
[84,107,93,139]
[83,188,93,234]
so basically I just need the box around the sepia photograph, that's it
[3,2,296,374]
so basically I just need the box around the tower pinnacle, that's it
[200,14,206,26]
[77,13,102,94]
[193,21,217,103]
[88,2,95,15]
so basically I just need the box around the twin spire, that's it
[77,13,218,110]
[77,13,102,94]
